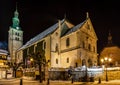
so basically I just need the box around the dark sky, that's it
[0,0,120,52]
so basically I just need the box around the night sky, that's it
[0,0,120,53]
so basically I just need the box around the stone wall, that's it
[95,70,120,81]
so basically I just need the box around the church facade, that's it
[15,12,98,68]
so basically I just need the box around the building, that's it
[0,49,8,79]
[100,31,120,66]
[8,6,23,64]
[16,12,98,68]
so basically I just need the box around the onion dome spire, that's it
[12,3,20,29]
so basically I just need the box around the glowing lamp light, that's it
[30,58,33,61]
[108,58,111,62]
[101,59,104,63]
[104,57,108,61]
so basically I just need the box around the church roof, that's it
[18,17,90,51]
[0,49,8,55]
[65,20,86,35]
[19,19,65,50]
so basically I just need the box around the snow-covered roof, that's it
[0,49,8,55]
[18,18,87,51]
[19,19,65,50]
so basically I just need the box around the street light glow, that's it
[105,57,108,61]
[30,58,33,61]
[101,57,112,82]
[109,58,111,62]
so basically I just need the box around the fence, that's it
[49,70,103,81]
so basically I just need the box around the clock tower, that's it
[8,5,23,63]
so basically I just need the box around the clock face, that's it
[16,27,19,30]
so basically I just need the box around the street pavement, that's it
[0,78,120,85]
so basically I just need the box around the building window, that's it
[93,46,95,52]
[82,41,85,48]
[56,59,58,64]
[88,44,91,51]
[55,43,58,52]
[56,32,58,36]
[43,41,46,50]
[88,59,92,67]
[75,62,78,67]
[15,37,19,41]
[67,58,69,63]
[82,59,86,66]
[66,38,70,47]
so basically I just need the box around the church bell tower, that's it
[8,5,23,63]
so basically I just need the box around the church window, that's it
[82,59,86,66]
[88,59,92,67]
[67,58,69,63]
[43,41,46,50]
[56,32,58,36]
[56,59,58,64]
[75,62,78,67]
[15,32,17,35]
[15,37,19,41]
[15,37,17,40]
[82,41,85,48]
[88,44,91,51]
[66,38,70,47]
[55,43,58,52]
[93,46,95,52]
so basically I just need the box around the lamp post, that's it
[101,57,111,82]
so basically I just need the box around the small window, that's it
[66,38,70,47]
[56,32,58,36]
[88,44,91,51]
[67,58,69,63]
[93,46,95,52]
[15,32,17,35]
[17,33,19,36]
[82,41,85,48]
[55,43,58,52]
[56,59,58,64]
[43,41,46,50]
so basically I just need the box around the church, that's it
[100,31,120,66]
[8,7,98,69]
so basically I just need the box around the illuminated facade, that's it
[16,12,98,68]
[0,49,8,79]
[100,31,120,66]
[8,6,23,63]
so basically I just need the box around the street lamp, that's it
[101,57,112,82]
